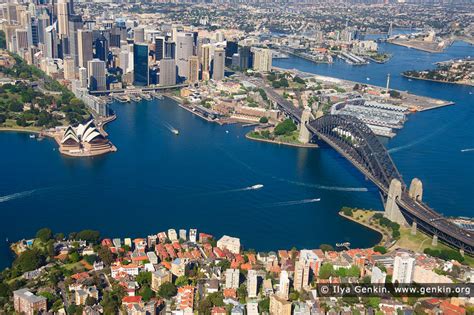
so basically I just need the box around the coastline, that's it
[338,210,386,247]
[401,73,474,87]
[245,132,318,148]
[388,40,447,53]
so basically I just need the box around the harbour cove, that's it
[1,41,473,269]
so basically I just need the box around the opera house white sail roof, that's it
[61,120,105,145]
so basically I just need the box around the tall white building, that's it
[87,59,106,92]
[392,252,415,284]
[225,268,240,289]
[176,32,194,78]
[253,48,272,72]
[277,270,290,300]
[247,269,258,298]
[78,67,87,88]
[217,235,240,254]
[159,58,176,86]
[212,47,225,81]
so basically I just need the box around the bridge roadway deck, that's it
[306,124,473,254]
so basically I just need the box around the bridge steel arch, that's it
[307,114,404,191]
[307,114,473,255]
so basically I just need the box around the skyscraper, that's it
[159,58,176,87]
[238,46,251,70]
[154,36,165,61]
[253,48,272,72]
[87,58,106,91]
[200,44,211,81]
[44,24,57,58]
[15,28,28,52]
[94,33,108,62]
[68,14,82,67]
[176,32,194,78]
[187,56,199,84]
[56,0,69,37]
[133,43,149,86]
[37,13,50,44]
[165,40,175,59]
[134,27,145,43]
[212,47,225,81]
[77,29,93,69]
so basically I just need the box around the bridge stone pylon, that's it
[298,106,312,144]
[384,178,408,226]
[409,178,423,202]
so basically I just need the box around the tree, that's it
[13,249,45,272]
[97,246,115,266]
[139,285,154,302]
[319,263,335,279]
[175,275,189,287]
[136,272,152,286]
[389,90,401,98]
[259,116,268,123]
[157,282,177,299]
[274,119,297,136]
[258,297,270,312]
[75,230,100,243]
[36,228,53,242]
[0,114,5,124]
[373,246,387,254]
[367,297,381,308]
[319,244,334,252]
[342,207,353,217]
[85,296,97,306]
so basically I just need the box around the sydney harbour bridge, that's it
[262,86,473,256]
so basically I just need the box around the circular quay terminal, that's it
[0,0,473,314]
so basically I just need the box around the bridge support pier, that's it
[411,221,417,235]
[298,106,312,144]
[432,235,438,246]
[384,178,408,226]
[409,178,423,202]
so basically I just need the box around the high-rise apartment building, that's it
[277,270,290,300]
[253,48,272,72]
[393,253,415,284]
[293,259,310,292]
[247,269,258,298]
[225,268,240,290]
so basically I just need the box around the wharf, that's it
[273,67,454,111]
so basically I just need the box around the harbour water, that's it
[0,41,472,268]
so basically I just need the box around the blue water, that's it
[0,41,472,268]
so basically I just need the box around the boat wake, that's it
[461,148,474,153]
[263,198,321,207]
[196,184,264,196]
[163,122,179,134]
[0,189,39,203]
[275,178,368,192]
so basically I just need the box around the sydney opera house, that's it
[59,120,116,156]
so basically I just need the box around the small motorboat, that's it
[172,129,179,135]
[29,134,36,139]
[250,184,264,190]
